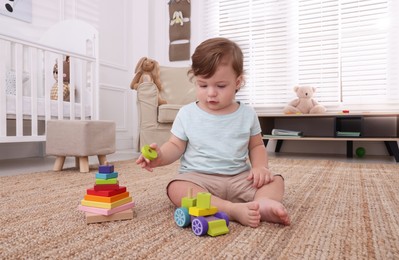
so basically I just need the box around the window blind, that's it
[203,0,399,113]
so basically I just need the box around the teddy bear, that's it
[130,57,167,105]
[50,56,70,101]
[283,86,326,114]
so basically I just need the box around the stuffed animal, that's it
[51,56,70,101]
[130,57,167,105]
[283,86,326,114]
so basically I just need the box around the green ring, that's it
[141,145,158,160]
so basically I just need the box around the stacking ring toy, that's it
[141,145,158,160]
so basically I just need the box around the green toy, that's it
[356,147,366,158]
[141,145,158,160]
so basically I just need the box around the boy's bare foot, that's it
[227,201,261,228]
[258,199,291,225]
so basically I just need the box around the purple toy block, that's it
[99,164,114,173]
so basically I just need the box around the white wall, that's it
[97,0,136,151]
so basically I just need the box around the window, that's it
[203,0,399,113]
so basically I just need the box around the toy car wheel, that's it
[191,217,208,236]
[174,207,190,227]
[214,211,230,226]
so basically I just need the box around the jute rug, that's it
[1,158,399,259]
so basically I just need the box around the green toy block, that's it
[95,178,118,185]
[207,219,229,237]
[197,192,211,209]
[182,197,196,209]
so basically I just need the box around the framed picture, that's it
[0,0,32,23]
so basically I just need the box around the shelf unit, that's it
[259,113,399,162]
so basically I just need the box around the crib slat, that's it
[30,47,38,136]
[44,51,51,122]
[80,60,86,119]
[15,43,23,137]
[69,57,75,120]
[57,54,63,119]
[90,60,96,119]
[92,34,99,120]
[0,40,6,138]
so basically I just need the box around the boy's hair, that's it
[189,37,244,79]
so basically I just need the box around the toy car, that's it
[173,189,229,237]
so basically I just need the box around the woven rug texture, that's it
[1,158,399,259]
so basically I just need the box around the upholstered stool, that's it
[46,120,116,173]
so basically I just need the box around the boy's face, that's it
[195,62,243,114]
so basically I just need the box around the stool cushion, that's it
[46,120,116,156]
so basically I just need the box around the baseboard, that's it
[0,142,45,160]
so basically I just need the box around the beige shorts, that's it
[167,171,283,203]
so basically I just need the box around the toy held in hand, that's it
[283,86,326,114]
[141,145,158,160]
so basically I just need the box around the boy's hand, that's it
[247,166,274,188]
[136,143,160,172]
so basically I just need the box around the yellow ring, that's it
[141,145,158,160]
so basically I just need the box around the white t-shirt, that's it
[171,101,261,175]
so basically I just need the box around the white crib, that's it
[0,20,99,144]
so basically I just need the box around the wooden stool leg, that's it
[75,157,80,168]
[98,155,107,165]
[79,156,89,173]
[53,156,66,171]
